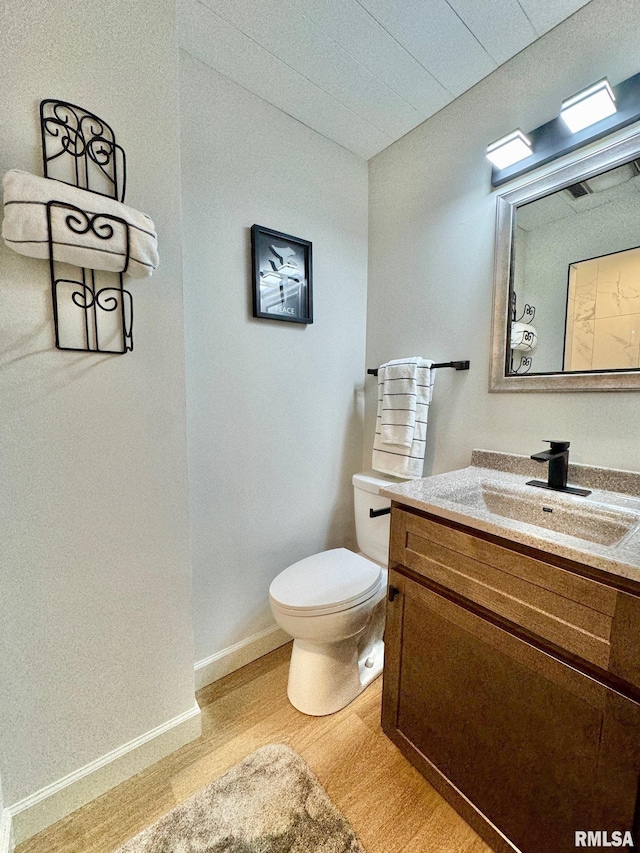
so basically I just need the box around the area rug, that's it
[115,743,366,852]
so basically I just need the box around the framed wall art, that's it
[251,225,313,324]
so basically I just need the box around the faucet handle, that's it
[544,440,570,452]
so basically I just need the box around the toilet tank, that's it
[352,471,407,566]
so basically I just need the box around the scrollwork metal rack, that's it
[510,290,536,375]
[40,99,133,353]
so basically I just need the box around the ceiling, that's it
[177,0,593,160]
[517,162,640,232]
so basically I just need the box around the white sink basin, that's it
[435,481,640,546]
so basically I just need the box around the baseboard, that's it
[9,701,201,845]
[194,623,291,690]
[0,809,13,853]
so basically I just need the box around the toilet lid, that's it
[269,548,382,615]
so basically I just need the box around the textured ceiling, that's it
[178,0,593,159]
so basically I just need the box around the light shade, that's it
[486,130,532,169]
[560,79,616,134]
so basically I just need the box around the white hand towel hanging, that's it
[379,358,419,447]
[372,357,435,480]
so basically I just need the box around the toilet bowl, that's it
[269,471,405,716]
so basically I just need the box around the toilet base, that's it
[358,638,384,689]
[287,635,384,716]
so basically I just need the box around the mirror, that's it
[490,128,640,391]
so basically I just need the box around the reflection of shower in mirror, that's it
[564,246,640,372]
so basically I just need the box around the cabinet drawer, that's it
[390,508,618,670]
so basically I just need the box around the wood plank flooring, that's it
[16,644,493,853]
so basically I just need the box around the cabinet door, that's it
[382,570,640,853]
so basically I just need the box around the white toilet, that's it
[269,471,402,716]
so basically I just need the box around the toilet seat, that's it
[269,548,382,617]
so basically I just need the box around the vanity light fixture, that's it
[486,130,532,169]
[490,70,640,187]
[560,79,617,133]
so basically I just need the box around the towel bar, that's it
[367,360,470,376]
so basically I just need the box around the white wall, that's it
[0,0,197,825]
[0,775,4,851]
[0,772,10,853]
[366,0,640,477]
[179,52,369,666]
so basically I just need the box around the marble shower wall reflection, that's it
[564,247,640,371]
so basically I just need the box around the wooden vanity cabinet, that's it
[382,505,640,853]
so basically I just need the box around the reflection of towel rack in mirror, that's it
[40,99,134,354]
[367,360,470,376]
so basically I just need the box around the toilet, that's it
[269,471,403,716]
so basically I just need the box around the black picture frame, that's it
[251,225,313,324]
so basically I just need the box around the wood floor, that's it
[17,643,493,853]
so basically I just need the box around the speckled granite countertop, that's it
[380,450,640,586]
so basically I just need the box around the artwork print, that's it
[251,225,313,324]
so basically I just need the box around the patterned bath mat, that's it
[114,743,365,852]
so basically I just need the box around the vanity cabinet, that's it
[382,505,640,853]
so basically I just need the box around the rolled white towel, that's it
[1,169,158,279]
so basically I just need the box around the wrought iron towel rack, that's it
[40,99,133,354]
[367,360,470,376]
